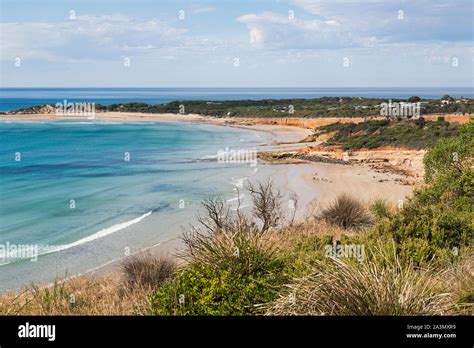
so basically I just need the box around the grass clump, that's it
[122,254,176,291]
[444,252,474,315]
[266,242,454,316]
[320,194,372,230]
[181,225,279,277]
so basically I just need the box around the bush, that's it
[266,242,453,316]
[370,199,393,220]
[151,227,286,315]
[149,263,281,315]
[423,123,473,184]
[248,181,283,232]
[182,227,282,277]
[182,181,285,276]
[378,202,472,265]
[279,232,334,278]
[195,180,283,236]
[122,254,176,290]
[320,194,372,230]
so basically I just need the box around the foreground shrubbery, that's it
[150,262,281,315]
[373,123,473,265]
[266,243,455,315]
[149,184,288,315]
[148,124,472,316]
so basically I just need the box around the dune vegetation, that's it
[316,117,461,150]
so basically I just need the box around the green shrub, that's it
[280,233,334,278]
[417,166,474,210]
[149,263,281,315]
[423,123,473,183]
[149,228,286,315]
[379,203,472,264]
[150,228,286,315]
[370,199,393,220]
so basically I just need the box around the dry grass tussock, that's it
[265,243,474,316]
[121,253,176,291]
[0,273,150,315]
[0,253,177,315]
[180,181,285,276]
[319,194,373,231]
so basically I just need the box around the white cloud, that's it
[0,15,186,62]
[249,27,264,46]
[237,11,363,49]
[292,0,473,43]
[237,0,473,51]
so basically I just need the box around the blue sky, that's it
[0,0,472,87]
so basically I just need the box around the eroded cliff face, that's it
[259,145,425,187]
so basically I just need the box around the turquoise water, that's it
[0,121,260,267]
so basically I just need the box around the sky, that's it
[0,0,472,87]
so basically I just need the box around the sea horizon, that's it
[1,87,473,112]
